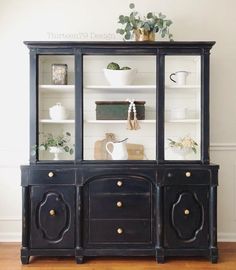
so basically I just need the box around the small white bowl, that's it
[103,68,136,86]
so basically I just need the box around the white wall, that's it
[0,0,235,241]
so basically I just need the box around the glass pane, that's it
[37,55,75,161]
[164,55,201,161]
[83,55,156,161]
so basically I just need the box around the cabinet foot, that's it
[211,255,218,264]
[21,255,30,264]
[76,256,84,264]
[156,256,165,264]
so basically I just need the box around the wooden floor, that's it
[0,243,236,270]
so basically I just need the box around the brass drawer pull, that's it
[185,172,191,178]
[48,172,54,178]
[184,209,190,215]
[117,180,123,187]
[117,228,123,234]
[49,209,56,216]
[116,201,123,208]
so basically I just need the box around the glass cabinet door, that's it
[164,55,201,161]
[37,55,75,161]
[83,54,156,161]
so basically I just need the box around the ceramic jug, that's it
[49,103,67,120]
[170,71,190,85]
[105,138,128,160]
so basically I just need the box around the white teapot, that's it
[106,138,128,160]
[49,103,67,120]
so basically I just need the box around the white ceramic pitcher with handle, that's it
[105,138,128,160]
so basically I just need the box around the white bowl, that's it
[103,68,136,86]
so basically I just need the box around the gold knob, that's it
[185,172,191,178]
[48,172,54,178]
[117,180,123,187]
[184,209,190,215]
[116,201,122,208]
[49,209,56,216]
[117,228,123,234]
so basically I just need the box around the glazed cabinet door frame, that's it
[29,48,78,163]
[157,48,211,164]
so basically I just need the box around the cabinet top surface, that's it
[24,41,215,49]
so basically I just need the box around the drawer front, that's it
[163,169,210,185]
[89,177,150,194]
[29,168,75,185]
[90,194,150,219]
[88,220,151,243]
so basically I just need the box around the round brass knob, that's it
[117,228,123,234]
[185,172,191,178]
[116,201,122,208]
[117,180,123,187]
[184,209,190,215]
[48,172,54,178]
[49,209,56,216]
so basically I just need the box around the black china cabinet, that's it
[21,41,218,264]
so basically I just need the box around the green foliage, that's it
[168,136,198,154]
[117,3,173,41]
[107,62,131,70]
[32,132,74,156]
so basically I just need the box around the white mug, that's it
[170,71,189,85]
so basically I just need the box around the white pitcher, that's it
[170,71,190,85]
[105,138,128,160]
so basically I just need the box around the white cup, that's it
[170,71,189,85]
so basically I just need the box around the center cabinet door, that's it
[30,186,75,249]
[82,51,157,161]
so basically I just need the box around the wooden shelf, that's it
[40,119,75,124]
[85,85,156,91]
[85,119,156,124]
[165,85,200,89]
[166,119,200,123]
[39,85,74,93]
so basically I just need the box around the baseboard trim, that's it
[218,233,236,242]
[0,233,21,242]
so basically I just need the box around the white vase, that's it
[49,103,67,120]
[172,147,192,160]
[49,146,63,160]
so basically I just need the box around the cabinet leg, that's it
[21,255,30,264]
[156,256,165,264]
[210,247,218,264]
[21,247,30,264]
[211,255,218,264]
[76,256,84,264]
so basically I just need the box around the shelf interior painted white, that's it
[85,119,156,124]
[165,85,200,89]
[40,119,75,124]
[166,119,200,123]
[85,85,156,90]
[39,85,75,93]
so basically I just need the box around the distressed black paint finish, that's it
[21,41,218,264]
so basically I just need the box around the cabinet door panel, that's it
[164,186,209,248]
[30,186,75,248]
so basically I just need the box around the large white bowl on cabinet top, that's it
[103,68,137,86]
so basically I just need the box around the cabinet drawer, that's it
[29,168,75,185]
[163,169,210,185]
[89,177,150,194]
[89,220,151,243]
[90,194,150,219]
